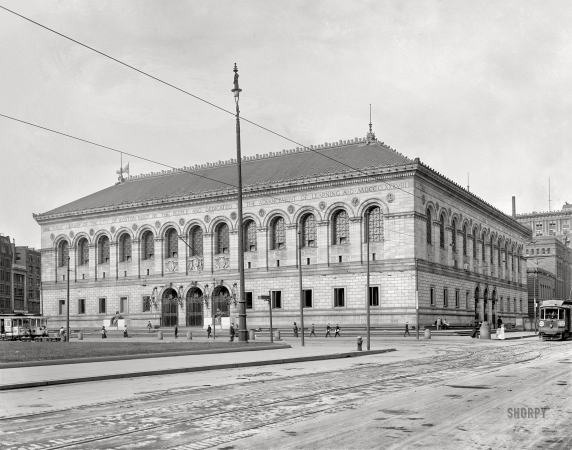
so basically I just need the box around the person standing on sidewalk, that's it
[309,324,316,337]
[334,324,341,337]
[147,321,152,333]
[325,323,331,338]
[293,322,298,338]
[123,325,128,338]
[404,322,411,337]
[101,326,107,339]
[229,323,235,342]
[436,317,442,331]
[207,324,212,338]
[174,325,178,339]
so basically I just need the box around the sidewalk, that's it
[0,339,396,391]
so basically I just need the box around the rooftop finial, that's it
[366,104,376,144]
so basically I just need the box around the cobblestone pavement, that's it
[0,341,569,450]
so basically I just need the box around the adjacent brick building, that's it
[0,234,12,313]
[34,131,531,330]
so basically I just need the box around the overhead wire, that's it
[0,5,524,246]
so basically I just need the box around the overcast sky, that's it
[1,0,570,249]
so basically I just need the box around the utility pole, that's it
[231,64,247,341]
[66,256,70,343]
[298,230,305,347]
[366,211,371,350]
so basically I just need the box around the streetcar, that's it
[538,300,572,341]
[0,313,49,340]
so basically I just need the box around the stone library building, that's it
[35,131,531,330]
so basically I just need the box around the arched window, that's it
[366,206,382,243]
[98,236,110,264]
[216,223,229,254]
[498,239,502,267]
[333,210,349,245]
[189,226,203,256]
[472,229,477,258]
[439,214,445,249]
[244,220,257,252]
[78,238,89,265]
[165,228,178,258]
[301,214,316,247]
[451,219,457,253]
[142,231,155,260]
[462,224,467,256]
[490,236,494,263]
[119,233,132,262]
[505,243,509,267]
[271,216,286,250]
[58,240,69,267]
[542,248,546,255]
[426,209,432,245]
[481,233,485,261]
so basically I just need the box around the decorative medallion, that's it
[287,205,295,214]
[132,224,138,231]
[386,193,395,203]
[69,231,74,238]
[89,229,95,236]
[258,209,266,217]
[230,212,237,220]
[204,215,211,223]
[319,201,327,211]
[50,233,55,241]
[351,197,360,207]
[422,194,426,205]
[179,218,185,226]
[110,226,116,234]
[155,221,161,229]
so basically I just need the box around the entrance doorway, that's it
[474,287,480,321]
[213,286,231,321]
[186,288,204,327]
[162,288,179,327]
[491,290,497,328]
[483,288,489,323]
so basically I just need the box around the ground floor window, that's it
[430,287,435,306]
[245,291,253,309]
[99,297,106,314]
[120,296,128,314]
[334,288,345,307]
[443,288,448,308]
[58,300,65,315]
[369,286,379,306]
[271,290,282,309]
[455,290,460,308]
[303,289,313,308]
[78,298,85,314]
[143,296,151,312]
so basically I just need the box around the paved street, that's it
[1,337,570,450]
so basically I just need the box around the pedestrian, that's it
[436,317,442,331]
[123,325,128,338]
[309,323,316,337]
[229,323,235,342]
[174,325,178,339]
[293,322,298,338]
[404,322,410,337]
[470,321,479,339]
[59,326,64,341]
[497,316,503,329]
[147,321,152,333]
[334,324,341,337]
[325,323,331,338]
[207,324,212,338]
[101,326,107,339]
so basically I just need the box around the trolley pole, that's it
[366,211,371,351]
[533,269,537,334]
[298,230,305,347]
[66,256,70,343]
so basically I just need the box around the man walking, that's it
[325,323,331,338]
[207,324,212,338]
[404,322,411,337]
[334,324,341,337]
[174,325,178,339]
[436,317,442,331]
[147,321,152,333]
[293,322,298,338]
[229,323,235,342]
[497,316,503,329]
[309,323,316,337]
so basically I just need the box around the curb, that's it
[0,344,291,369]
[0,348,396,391]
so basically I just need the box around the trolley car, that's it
[538,300,572,341]
[0,313,49,340]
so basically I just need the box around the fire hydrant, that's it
[357,336,363,351]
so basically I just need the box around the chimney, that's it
[512,196,516,218]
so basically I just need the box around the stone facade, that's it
[34,137,531,330]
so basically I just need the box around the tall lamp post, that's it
[365,211,371,350]
[66,256,70,342]
[231,64,247,341]
[298,230,305,347]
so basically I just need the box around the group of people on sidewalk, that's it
[292,322,341,338]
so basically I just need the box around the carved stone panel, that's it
[187,257,204,272]
[214,255,230,270]
[164,258,178,273]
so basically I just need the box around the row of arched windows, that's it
[57,206,384,267]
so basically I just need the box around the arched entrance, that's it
[483,288,489,324]
[161,288,179,327]
[213,286,231,320]
[474,287,480,321]
[186,288,204,327]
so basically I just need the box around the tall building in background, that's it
[516,202,572,239]
[15,246,42,314]
[0,234,12,313]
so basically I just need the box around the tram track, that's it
[1,342,554,450]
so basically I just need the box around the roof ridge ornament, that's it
[366,104,377,144]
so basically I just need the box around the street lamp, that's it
[231,63,247,341]
[365,211,371,350]
[66,256,70,343]
[297,229,305,347]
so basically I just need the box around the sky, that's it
[0,0,571,249]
